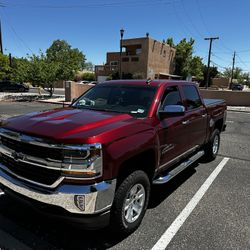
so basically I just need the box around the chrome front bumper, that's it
[0,167,116,214]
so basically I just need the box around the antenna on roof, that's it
[146,78,152,85]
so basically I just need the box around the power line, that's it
[195,0,211,36]
[236,53,249,69]
[211,52,230,63]
[3,0,179,9]
[179,0,204,39]
[1,8,33,54]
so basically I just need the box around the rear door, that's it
[181,85,207,148]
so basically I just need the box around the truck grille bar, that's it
[0,128,64,188]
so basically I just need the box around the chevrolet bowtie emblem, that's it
[12,152,25,161]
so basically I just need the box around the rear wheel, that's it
[203,129,220,161]
[110,170,150,235]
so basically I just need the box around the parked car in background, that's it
[0,81,29,92]
[78,80,90,84]
[232,84,243,91]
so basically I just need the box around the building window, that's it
[131,57,139,62]
[122,57,129,62]
[110,61,118,66]
[136,48,142,55]
[163,50,166,57]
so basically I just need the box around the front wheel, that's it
[203,129,220,161]
[110,170,150,235]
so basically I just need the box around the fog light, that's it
[74,195,85,211]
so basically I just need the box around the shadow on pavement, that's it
[0,195,128,250]
[0,163,199,250]
[149,162,198,209]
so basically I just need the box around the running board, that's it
[153,150,204,185]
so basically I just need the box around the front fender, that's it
[103,129,158,179]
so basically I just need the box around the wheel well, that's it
[117,149,156,184]
[214,118,224,132]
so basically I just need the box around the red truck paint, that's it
[0,80,227,232]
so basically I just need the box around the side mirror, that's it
[159,105,185,119]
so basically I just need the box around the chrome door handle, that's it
[182,120,190,125]
[202,114,207,118]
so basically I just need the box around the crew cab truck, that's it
[0,80,226,234]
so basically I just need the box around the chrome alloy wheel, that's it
[213,134,219,155]
[123,183,146,223]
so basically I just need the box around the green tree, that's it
[46,40,86,81]
[84,61,94,71]
[189,56,204,81]
[0,53,11,80]
[201,66,219,87]
[166,38,201,79]
[28,53,60,96]
[81,72,95,81]
[175,38,195,78]
[223,67,242,80]
[166,37,175,47]
[12,57,30,83]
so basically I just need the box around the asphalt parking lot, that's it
[0,102,249,250]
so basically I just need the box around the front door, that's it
[157,86,189,169]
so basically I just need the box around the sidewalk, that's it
[37,97,70,105]
[227,106,250,112]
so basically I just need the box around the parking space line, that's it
[151,157,230,250]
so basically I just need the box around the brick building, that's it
[95,36,176,81]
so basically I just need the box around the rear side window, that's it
[182,85,202,111]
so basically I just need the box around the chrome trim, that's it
[158,145,199,170]
[0,163,64,189]
[0,145,61,170]
[0,128,102,151]
[182,120,190,125]
[0,128,103,182]
[0,168,117,214]
[154,150,204,184]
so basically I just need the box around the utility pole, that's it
[0,19,3,54]
[229,51,236,89]
[204,37,219,88]
[9,53,12,67]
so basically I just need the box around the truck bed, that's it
[204,98,225,107]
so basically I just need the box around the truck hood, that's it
[2,108,151,144]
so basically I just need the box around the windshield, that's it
[72,84,157,118]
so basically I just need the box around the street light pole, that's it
[119,28,124,79]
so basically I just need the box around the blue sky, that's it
[1,0,250,73]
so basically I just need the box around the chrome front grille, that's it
[0,128,64,188]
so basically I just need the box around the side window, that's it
[182,85,202,111]
[160,86,182,109]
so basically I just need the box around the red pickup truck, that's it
[0,80,226,234]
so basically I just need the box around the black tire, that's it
[19,87,25,92]
[203,129,220,161]
[110,170,150,235]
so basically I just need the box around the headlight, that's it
[61,143,102,179]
